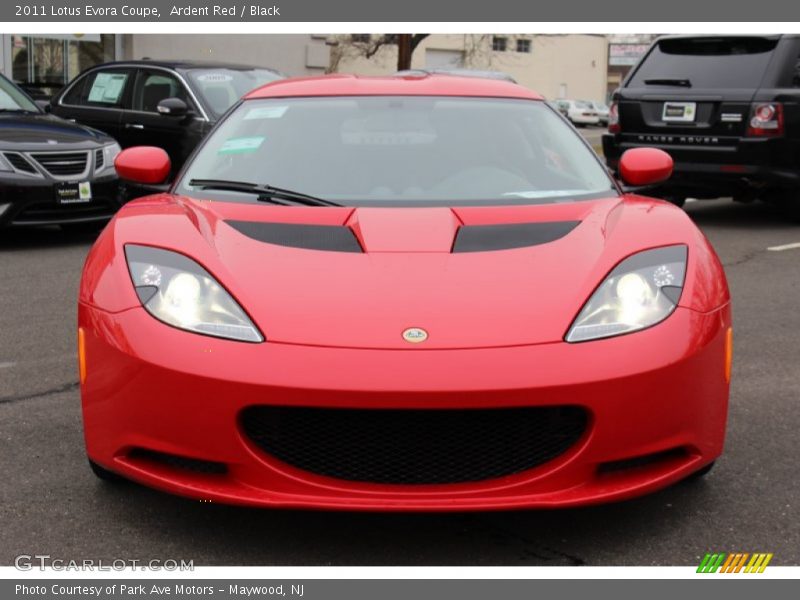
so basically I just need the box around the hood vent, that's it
[227,220,363,253]
[452,221,580,253]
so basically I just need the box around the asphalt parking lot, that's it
[1,198,799,566]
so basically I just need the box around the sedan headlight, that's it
[124,245,263,343]
[566,246,687,343]
[102,142,122,172]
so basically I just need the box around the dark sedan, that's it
[50,60,283,177]
[0,74,122,230]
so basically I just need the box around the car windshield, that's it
[574,100,593,109]
[0,76,39,112]
[181,68,284,117]
[177,96,616,206]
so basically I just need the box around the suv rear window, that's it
[628,37,779,89]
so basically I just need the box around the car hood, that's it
[104,194,714,350]
[0,112,111,149]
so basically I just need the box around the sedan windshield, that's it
[0,75,39,112]
[178,96,617,206]
[182,68,284,117]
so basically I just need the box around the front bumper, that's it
[80,302,731,511]
[0,172,122,227]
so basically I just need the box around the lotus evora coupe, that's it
[78,74,732,511]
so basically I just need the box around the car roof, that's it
[244,73,544,100]
[89,59,281,72]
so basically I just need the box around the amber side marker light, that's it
[78,327,87,385]
[725,327,733,384]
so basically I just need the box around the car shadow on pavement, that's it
[0,226,100,251]
[85,472,719,566]
[684,198,797,230]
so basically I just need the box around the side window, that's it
[61,75,87,105]
[80,70,131,107]
[132,70,191,113]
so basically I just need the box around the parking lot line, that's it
[767,242,800,252]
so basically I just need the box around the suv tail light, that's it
[608,101,620,133]
[747,103,784,137]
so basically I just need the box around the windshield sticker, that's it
[244,106,289,120]
[218,136,265,154]
[195,73,234,83]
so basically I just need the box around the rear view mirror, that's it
[35,100,51,113]
[619,148,673,187]
[114,146,171,185]
[156,97,189,117]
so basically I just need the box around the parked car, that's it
[589,100,610,125]
[50,60,283,177]
[0,73,122,230]
[80,74,730,510]
[603,34,800,211]
[554,99,600,126]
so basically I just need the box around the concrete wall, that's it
[126,34,331,76]
[332,34,609,103]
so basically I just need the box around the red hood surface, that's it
[95,194,723,350]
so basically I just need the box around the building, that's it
[606,34,659,97]
[331,34,610,102]
[1,33,656,104]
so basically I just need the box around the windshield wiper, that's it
[643,78,692,87]
[188,179,342,207]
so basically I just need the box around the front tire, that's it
[687,461,715,481]
[89,459,125,483]
[663,196,687,208]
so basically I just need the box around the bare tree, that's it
[328,34,430,73]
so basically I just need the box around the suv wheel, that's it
[763,189,800,222]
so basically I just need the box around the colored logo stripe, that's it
[697,552,773,573]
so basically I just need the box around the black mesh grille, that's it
[241,406,588,485]
[95,148,104,170]
[4,152,36,173]
[31,151,88,176]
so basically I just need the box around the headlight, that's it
[102,142,122,172]
[566,246,687,343]
[124,245,264,343]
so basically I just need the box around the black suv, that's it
[50,60,283,176]
[603,35,800,210]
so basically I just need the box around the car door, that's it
[121,68,205,172]
[52,66,135,144]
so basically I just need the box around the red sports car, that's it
[78,74,732,511]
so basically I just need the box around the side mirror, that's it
[156,97,189,117]
[114,146,171,185]
[35,100,51,113]
[619,148,673,187]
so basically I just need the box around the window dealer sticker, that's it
[87,72,128,104]
[195,73,234,83]
[218,136,265,154]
